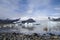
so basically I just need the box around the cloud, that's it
[52,13,60,17]
[23,0,51,20]
[0,0,23,19]
[54,7,60,13]
[26,0,50,14]
[54,8,60,10]
[0,0,60,20]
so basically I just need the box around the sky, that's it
[0,0,60,20]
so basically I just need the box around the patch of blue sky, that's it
[17,0,28,12]
[51,0,60,6]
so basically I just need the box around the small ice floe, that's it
[22,23,34,30]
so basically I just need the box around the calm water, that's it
[17,20,60,35]
[0,20,60,35]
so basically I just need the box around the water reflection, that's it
[19,20,60,35]
[0,20,60,35]
[48,21,60,31]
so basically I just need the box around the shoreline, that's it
[0,32,60,40]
